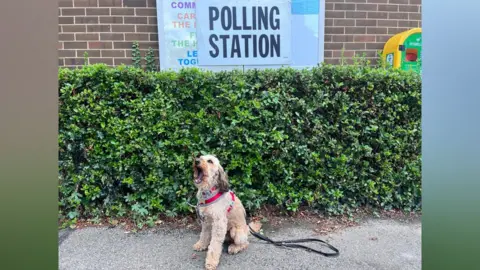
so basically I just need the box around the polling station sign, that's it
[196,0,292,66]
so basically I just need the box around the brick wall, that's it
[58,0,159,67]
[58,0,421,68]
[324,0,421,65]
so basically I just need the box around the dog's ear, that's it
[192,155,197,177]
[217,165,229,192]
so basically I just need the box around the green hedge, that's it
[58,64,421,222]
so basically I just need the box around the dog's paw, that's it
[205,263,217,270]
[193,242,208,251]
[228,243,248,255]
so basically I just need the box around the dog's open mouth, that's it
[195,167,204,184]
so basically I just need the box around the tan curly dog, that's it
[192,154,251,270]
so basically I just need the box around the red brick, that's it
[110,8,134,15]
[388,27,408,34]
[326,3,334,10]
[86,8,110,15]
[59,33,75,41]
[112,25,136,32]
[59,17,74,24]
[135,8,157,16]
[345,43,366,50]
[123,0,147,7]
[324,35,333,42]
[64,42,88,49]
[368,12,388,19]
[398,20,419,27]
[325,27,345,34]
[76,33,100,40]
[409,13,421,20]
[378,4,399,12]
[59,0,73,7]
[148,17,157,24]
[366,43,384,50]
[409,0,421,4]
[101,50,125,57]
[114,41,134,49]
[125,33,150,41]
[61,8,86,16]
[58,42,63,49]
[325,58,342,65]
[326,11,345,18]
[333,35,354,42]
[59,50,76,57]
[346,27,367,34]
[378,19,398,27]
[136,25,158,32]
[88,41,113,49]
[149,33,158,41]
[75,16,99,24]
[367,27,388,34]
[389,0,408,4]
[89,58,114,65]
[376,35,391,42]
[146,0,155,7]
[87,25,112,32]
[324,50,333,58]
[354,35,376,42]
[346,11,366,18]
[356,19,377,27]
[345,0,366,2]
[124,16,148,24]
[367,0,388,3]
[325,19,334,27]
[74,0,98,7]
[100,33,125,40]
[334,3,356,10]
[399,5,419,12]
[99,16,124,24]
[98,0,122,7]
[334,19,355,26]
[77,49,101,57]
[325,43,345,50]
[62,25,87,32]
[389,12,409,19]
[356,4,377,11]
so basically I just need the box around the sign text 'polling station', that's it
[196,0,292,66]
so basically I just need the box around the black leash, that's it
[192,192,339,257]
[247,223,340,257]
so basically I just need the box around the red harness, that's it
[198,187,235,213]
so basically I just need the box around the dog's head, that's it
[193,154,229,192]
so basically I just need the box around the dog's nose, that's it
[195,159,200,165]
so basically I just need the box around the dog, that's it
[192,154,250,270]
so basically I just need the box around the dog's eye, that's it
[207,160,213,164]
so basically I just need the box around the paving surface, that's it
[59,219,421,270]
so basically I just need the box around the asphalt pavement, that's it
[59,218,421,270]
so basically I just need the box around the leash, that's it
[190,189,339,257]
[247,223,340,257]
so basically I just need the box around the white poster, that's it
[196,0,292,66]
[157,0,324,70]
[156,0,198,70]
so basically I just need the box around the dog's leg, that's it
[227,224,249,255]
[193,221,212,251]
[205,217,228,270]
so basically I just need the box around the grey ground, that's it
[59,219,421,270]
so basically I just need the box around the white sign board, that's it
[156,0,325,71]
[195,0,292,66]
